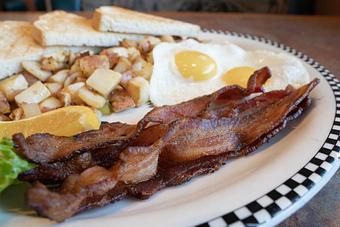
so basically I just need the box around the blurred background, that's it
[0,0,339,15]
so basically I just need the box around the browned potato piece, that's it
[22,61,52,81]
[120,70,136,89]
[0,74,29,101]
[9,107,23,120]
[160,35,175,43]
[109,89,135,112]
[79,55,110,77]
[22,72,39,86]
[48,69,69,84]
[113,57,131,73]
[64,72,81,87]
[138,36,161,54]
[41,56,66,71]
[0,91,10,114]
[127,47,141,62]
[39,97,62,112]
[0,113,10,121]
[132,57,153,80]
[126,77,149,106]
[57,91,72,106]
[120,39,138,48]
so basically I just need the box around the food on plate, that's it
[0,21,98,79]
[33,11,144,47]
[150,39,311,106]
[10,68,319,221]
[0,138,35,192]
[92,6,201,36]
[0,106,100,138]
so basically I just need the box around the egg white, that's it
[149,39,311,107]
[150,39,253,106]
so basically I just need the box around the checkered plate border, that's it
[196,30,340,227]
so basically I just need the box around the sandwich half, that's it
[92,6,201,36]
[33,11,144,47]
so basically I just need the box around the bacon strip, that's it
[26,79,319,221]
[15,67,271,165]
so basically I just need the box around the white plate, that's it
[0,31,339,227]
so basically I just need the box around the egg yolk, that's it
[175,51,217,81]
[222,66,256,88]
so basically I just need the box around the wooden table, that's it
[0,12,339,226]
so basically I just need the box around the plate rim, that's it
[196,29,340,227]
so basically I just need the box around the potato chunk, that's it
[86,69,122,97]
[109,89,135,112]
[126,77,149,106]
[0,91,10,114]
[39,97,62,112]
[21,103,41,118]
[78,87,106,108]
[0,74,28,101]
[48,69,69,83]
[62,82,85,104]
[79,55,110,77]
[15,81,51,104]
[22,61,52,81]
[41,56,66,71]
[45,82,62,94]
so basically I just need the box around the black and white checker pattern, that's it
[196,30,340,227]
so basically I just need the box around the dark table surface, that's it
[0,12,339,227]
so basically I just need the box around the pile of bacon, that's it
[12,67,319,222]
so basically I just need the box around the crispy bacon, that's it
[26,79,319,221]
[18,67,272,183]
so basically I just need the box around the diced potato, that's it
[132,58,153,80]
[78,87,106,108]
[0,91,10,114]
[160,35,175,43]
[64,72,81,87]
[48,69,69,83]
[113,57,131,73]
[109,89,135,112]
[9,107,23,120]
[15,81,51,104]
[0,113,10,121]
[120,70,136,88]
[57,91,71,106]
[62,82,85,104]
[22,72,39,86]
[41,56,66,71]
[79,55,110,77]
[138,36,161,53]
[126,77,149,106]
[86,69,122,97]
[75,77,87,83]
[70,59,81,74]
[39,97,62,112]
[45,82,62,94]
[100,47,128,58]
[146,52,154,64]
[98,102,112,115]
[22,61,52,81]
[0,74,29,101]
[21,103,41,118]
[127,47,141,62]
[120,39,138,48]
[100,48,120,68]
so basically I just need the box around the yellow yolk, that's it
[175,51,217,81]
[222,66,256,88]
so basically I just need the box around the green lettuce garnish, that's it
[0,138,35,192]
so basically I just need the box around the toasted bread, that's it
[33,11,144,47]
[92,6,201,36]
[0,21,97,79]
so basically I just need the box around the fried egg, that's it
[149,39,310,106]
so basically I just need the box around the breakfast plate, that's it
[0,31,339,227]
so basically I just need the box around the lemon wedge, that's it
[0,106,100,138]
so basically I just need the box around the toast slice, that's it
[92,6,201,36]
[0,21,97,80]
[33,11,144,47]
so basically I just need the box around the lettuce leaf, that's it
[0,138,35,192]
